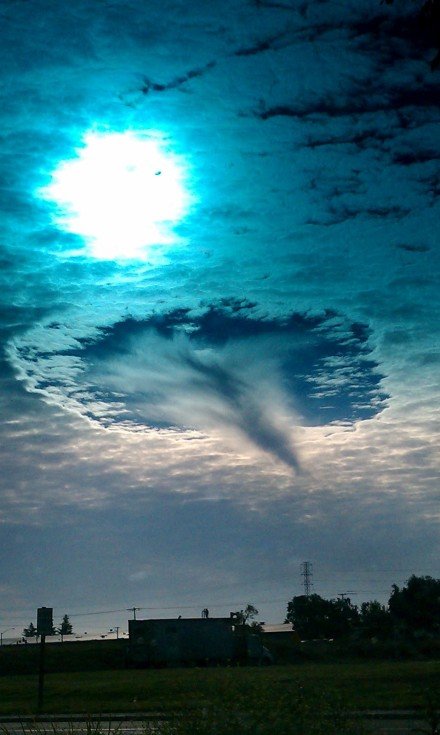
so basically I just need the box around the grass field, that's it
[0,641,127,676]
[0,661,439,716]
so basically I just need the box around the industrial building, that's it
[127,614,273,667]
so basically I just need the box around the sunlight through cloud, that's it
[40,131,190,260]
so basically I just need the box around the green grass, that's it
[0,661,439,716]
[0,640,126,676]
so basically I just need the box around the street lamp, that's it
[1,627,16,646]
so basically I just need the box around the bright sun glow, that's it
[41,131,189,260]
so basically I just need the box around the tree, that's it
[231,604,262,631]
[231,604,263,637]
[332,597,360,637]
[232,604,258,625]
[243,604,264,633]
[242,604,259,624]
[388,575,440,635]
[358,600,393,640]
[57,614,73,642]
[23,622,37,639]
[285,594,359,640]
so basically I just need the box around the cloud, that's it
[6,304,388,470]
[98,328,300,470]
[72,324,301,470]
[128,567,153,582]
[0,0,438,628]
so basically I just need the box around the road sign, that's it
[36,608,52,712]
[37,607,53,636]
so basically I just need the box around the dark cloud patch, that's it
[305,203,411,227]
[354,1,440,69]
[139,61,216,95]
[77,302,332,357]
[349,10,431,64]
[256,81,440,121]
[396,243,430,253]
[359,204,411,219]
[289,3,440,68]
[234,32,290,56]
[392,149,440,166]
[304,127,392,152]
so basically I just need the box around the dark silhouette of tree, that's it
[358,600,393,640]
[57,614,73,642]
[285,575,440,646]
[23,622,37,639]
[233,604,259,625]
[388,575,440,635]
[285,594,359,640]
[231,604,263,632]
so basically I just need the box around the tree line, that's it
[18,575,440,645]
[285,575,440,641]
[23,614,73,642]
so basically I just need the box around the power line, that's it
[0,587,411,626]
[2,569,437,629]
[69,608,127,618]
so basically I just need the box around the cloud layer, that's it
[0,0,438,626]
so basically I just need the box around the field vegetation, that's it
[0,660,439,716]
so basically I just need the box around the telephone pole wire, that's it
[337,591,357,601]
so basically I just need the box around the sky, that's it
[0,0,439,636]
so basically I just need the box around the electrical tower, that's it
[301,561,313,596]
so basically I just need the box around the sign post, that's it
[36,607,53,712]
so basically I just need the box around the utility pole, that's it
[127,607,141,620]
[338,591,357,601]
[301,561,313,597]
[36,607,53,713]
[38,634,46,711]
[0,627,15,646]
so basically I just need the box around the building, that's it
[127,615,272,667]
[261,622,301,662]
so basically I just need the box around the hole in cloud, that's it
[7,300,388,470]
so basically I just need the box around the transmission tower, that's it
[301,561,313,596]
